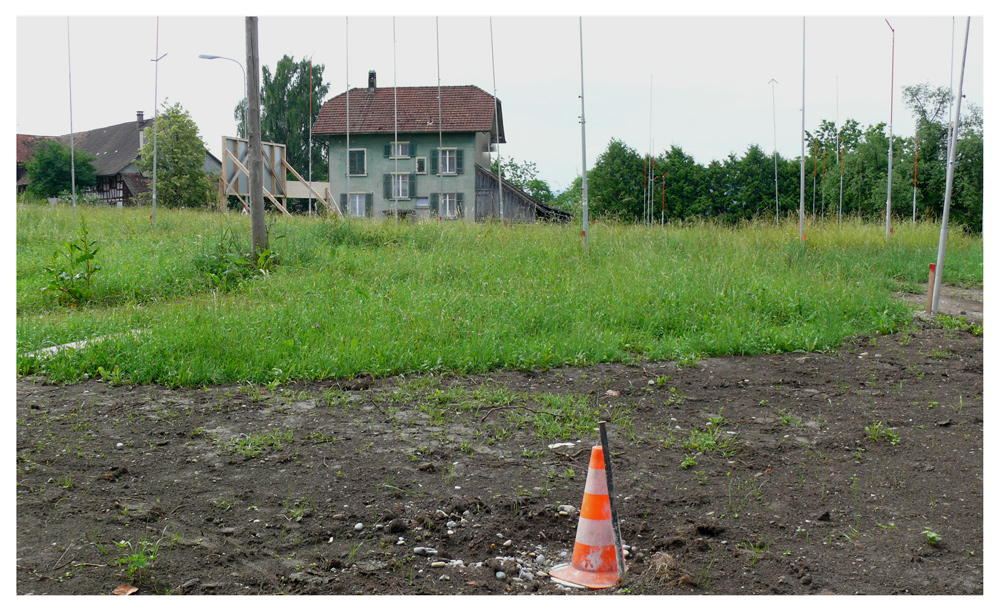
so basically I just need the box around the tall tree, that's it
[137,101,216,209]
[589,138,645,220]
[25,140,97,198]
[236,55,330,180]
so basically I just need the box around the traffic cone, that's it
[549,446,625,589]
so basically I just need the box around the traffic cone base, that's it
[549,446,625,589]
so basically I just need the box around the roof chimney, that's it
[368,70,376,93]
[137,111,145,149]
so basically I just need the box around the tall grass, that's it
[16,201,982,386]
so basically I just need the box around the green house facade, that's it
[314,71,503,222]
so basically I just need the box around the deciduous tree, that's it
[137,101,216,209]
[25,140,97,198]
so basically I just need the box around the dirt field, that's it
[15,289,983,596]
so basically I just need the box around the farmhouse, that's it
[313,70,569,222]
[16,111,221,206]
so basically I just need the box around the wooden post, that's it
[926,263,936,314]
[246,17,266,257]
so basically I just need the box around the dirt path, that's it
[16,297,983,595]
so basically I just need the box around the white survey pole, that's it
[885,19,895,240]
[931,17,971,315]
[579,17,589,251]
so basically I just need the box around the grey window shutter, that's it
[409,173,416,196]
[340,193,347,213]
[430,193,439,215]
[456,192,464,217]
[410,143,417,157]
[456,149,464,174]
[384,174,392,200]
[365,194,373,218]
[430,149,438,175]
[384,143,391,158]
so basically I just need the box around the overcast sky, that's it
[14,4,987,193]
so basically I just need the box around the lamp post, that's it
[199,54,248,138]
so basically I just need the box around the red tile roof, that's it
[16,134,55,164]
[313,84,504,142]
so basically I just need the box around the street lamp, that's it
[199,54,247,137]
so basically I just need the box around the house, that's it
[17,111,221,206]
[313,70,569,222]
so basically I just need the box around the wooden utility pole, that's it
[246,17,266,257]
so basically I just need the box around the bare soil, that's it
[15,290,983,596]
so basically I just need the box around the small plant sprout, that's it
[680,455,698,470]
[922,529,942,547]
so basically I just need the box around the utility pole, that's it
[246,17,266,257]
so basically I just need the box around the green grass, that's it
[16,201,982,386]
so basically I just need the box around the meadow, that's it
[16,201,983,387]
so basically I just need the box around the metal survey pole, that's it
[393,17,398,225]
[579,17,589,250]
[799,18,806,242]
[151,17,166,223]
[66,19,77,222]
[490,17,504,222]
[770,79,779,224]
[309,60,313,216]
[912,129,919,222]
[932,17,970,315]
[885,19,895,240]
[598,422,625,580]
[345,18,351,219]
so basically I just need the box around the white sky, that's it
[12,3,989,193]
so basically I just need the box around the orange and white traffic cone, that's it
[549,446,625,589]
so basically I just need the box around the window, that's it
[349,193,366,217]
[415,157,427,174]
[392,173,410,199]
[348,149,366,176]
[441,193,457,218]
[390,141,410,158]
[440,148,457,174]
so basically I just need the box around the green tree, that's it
[589,138,645,220]
[25,139,97,198]
[656,145,704,219]
[952,103,983,232]
[490,157,555,203]
[137,101,216,209]
[237,55,330,181]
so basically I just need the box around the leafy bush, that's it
[40,219,101,306]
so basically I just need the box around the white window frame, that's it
[440,148,457,175]
[391,173,410,200]
[349,193,366,217]
[415,156,427,174]
[390,141,410,159]
[348,148,367,177]
[441,193,457,218]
